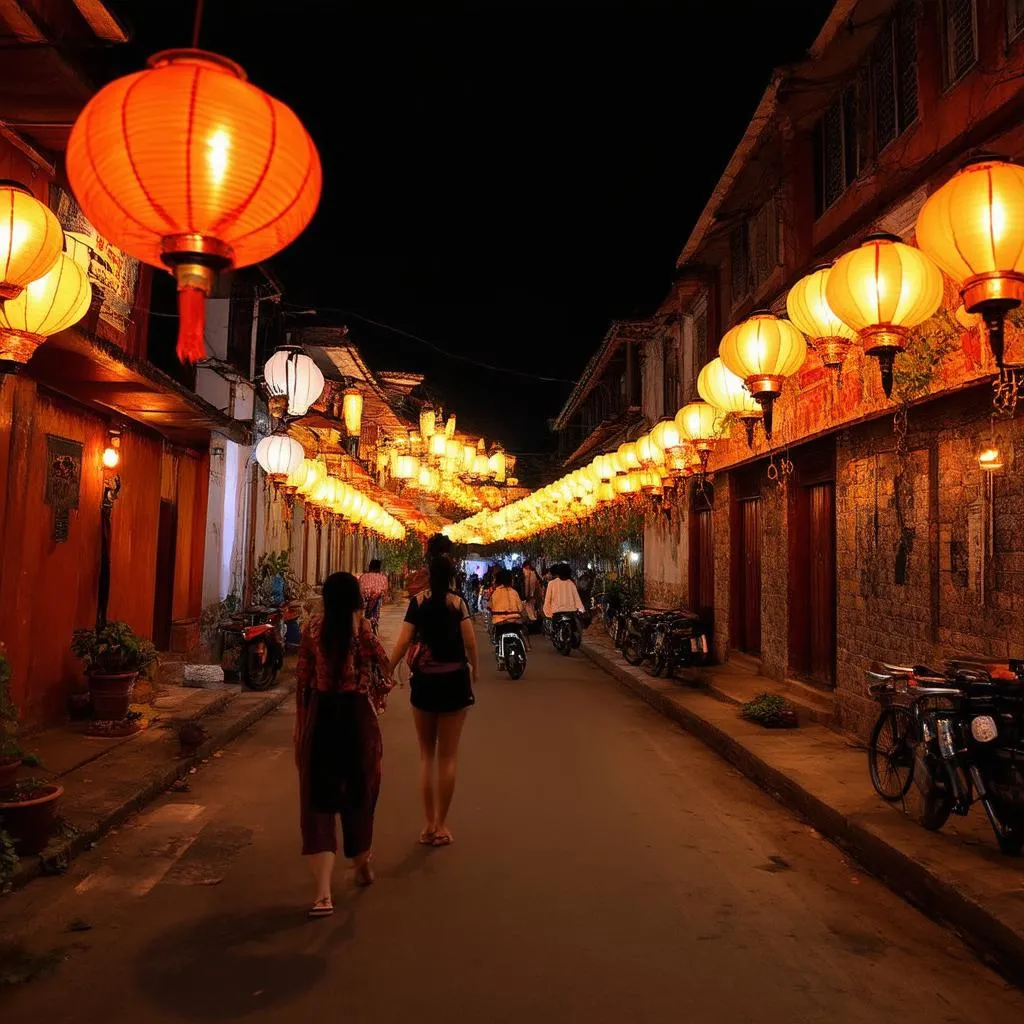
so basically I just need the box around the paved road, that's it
[1,616,1022,1022]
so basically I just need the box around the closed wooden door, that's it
[693,507,714,622]
[807,482,836,685]
[152,500,177,651]
[740,498,761,655]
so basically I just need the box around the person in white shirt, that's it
[543,563,586,647]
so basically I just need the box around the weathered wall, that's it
[711,474,732,663]
[643,508,687,608]
[760,481,788,682]
[833,386,1024,738]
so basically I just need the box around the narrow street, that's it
[1,614,1020,1023]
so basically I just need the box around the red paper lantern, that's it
[66,49,321,363]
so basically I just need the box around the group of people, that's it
[295,534,477,918]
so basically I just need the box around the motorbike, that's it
[551,611,579,656]
[868,658,1024,854]
[220,604,296,691]
[647,612,710,677]
[492,620,528,679]
[620,608,695,667]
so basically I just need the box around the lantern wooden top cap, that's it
[861,231,903,245]
[147,49,247,80]
[0,180,31,194]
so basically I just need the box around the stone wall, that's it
[643,506,688,608]
[834,386,1024,738]
[711,475,732,663]
[760,481,789,682]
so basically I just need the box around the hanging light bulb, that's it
[0,251,91,364]
[786,263,858,374]
[826,233,942,398]
[255,433,305,486]
[0,181,63,301]
[916,155,1024,369]
[342,387,363,437]
[697,357,762,447]
[263,346,325,418]
[66,50,321,364]
[719,310,807,439]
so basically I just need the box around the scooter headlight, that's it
[971,715,998,743]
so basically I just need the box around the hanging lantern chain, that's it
[191,0,206,47]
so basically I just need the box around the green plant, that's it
[250,551,305,606]
[0,645,19,763]
[892,307,961,405]
[71,622,157,676]
[0,825,17,887]
[199,595,240,650]
[741,692,792,726]
[377,535,425,577]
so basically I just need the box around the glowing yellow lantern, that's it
[445,414,457,437]
[0,251,91,364]
[635,433,664,470]
[916,156,1024,368]
[617,441,641,471]
[430,431,447,459]
[786,263,858,372]
[488,446,506,483]
[826,233,942,397]
[419,405,436,439]
[342,387,363,437]
[395,455,418,480]
[719,310,807,438]
[592,454,615,482]
[472,453,490,477]
[462,443,475,472]
[697,358,762,447]
[0,181,63,300]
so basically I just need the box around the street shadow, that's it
[386,842,436,881]
[135,903,356,1020]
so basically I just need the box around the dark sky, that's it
[104,0,834,451]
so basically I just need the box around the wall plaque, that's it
[45,435,83,543]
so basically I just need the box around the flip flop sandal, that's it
[418,829,436,845]
[432,830,453,847]
[308,897,334,918]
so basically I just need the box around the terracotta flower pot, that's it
[0,783,63,855]
[88,671,138,721]
[0,755,19,791]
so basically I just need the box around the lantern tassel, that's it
[176,285,207,364]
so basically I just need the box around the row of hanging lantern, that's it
[0,182,94,365]
[253,437,404,539]
[444,398,729,545]
[447,155,1024,544]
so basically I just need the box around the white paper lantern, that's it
[255,433,305,483]
[263,346,324,417]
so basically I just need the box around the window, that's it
[663,344,679,417]
[693,310,708,376]
[813,1,918,215]
[1011,0,1024,42]
[730,196,779,305]
[729,222,750,303]
[942,0,977,86]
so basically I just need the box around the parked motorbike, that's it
[868,658,1024,854]
[492,621,528,679]
[220,604,295,691]
[647,612,710,677]
[620,608,696,668]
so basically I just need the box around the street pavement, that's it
[1,613,1022,1022]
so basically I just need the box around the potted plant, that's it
[0,778,63,855]
[741,692,799,729]
[71,621,157,721]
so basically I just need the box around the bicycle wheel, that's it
[868,706,916,801]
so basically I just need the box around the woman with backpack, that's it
[389,555,478,847]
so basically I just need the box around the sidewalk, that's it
[581,628,1024,987]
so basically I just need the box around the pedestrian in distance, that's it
[359,558,389,633]
[294,572,394,917]
[389,556,478,847]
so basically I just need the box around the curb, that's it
[580,641,1024,988]
[5,685,293,893]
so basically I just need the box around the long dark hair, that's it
[418,556,461,659]
[320,571,362,667]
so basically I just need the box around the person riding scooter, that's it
[489,569,530,650]
[543,563,586,648]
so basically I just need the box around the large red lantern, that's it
[66,49,322,363]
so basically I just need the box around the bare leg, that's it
[413,709,440,837]
[433,709,468,842]
[308,851,335,902]
[351,850,374,886]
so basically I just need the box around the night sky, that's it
[103,0,834,451]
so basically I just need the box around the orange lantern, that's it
[66,49,322,364]
[0,181,63,300]
[786,263,858,373]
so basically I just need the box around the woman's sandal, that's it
[432,828,453,847]
[308,897,334,918]
[418,828,436,845]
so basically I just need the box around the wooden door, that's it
[152,500,177,651]
[807,482,836,685]
[689,507,714,626]
[739,498,761,655]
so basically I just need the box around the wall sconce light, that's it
[102,429,121,469]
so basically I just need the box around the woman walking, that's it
[295,572,393,917]
[389,556,478,847]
